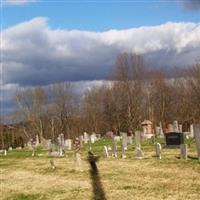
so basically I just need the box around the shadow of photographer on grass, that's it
[88,151,107,200]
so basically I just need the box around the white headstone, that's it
[155,143,162,160]
[190,124,194,138]
[179,124,183,133]
[135,131,144,159]
[122,144,126,159]
[103,146,109,158]
[59,146,64,157]
[135,131,142,148]
[32,149,35,157]
[121,132,128,149]
[173,120,179,132]
[83,132,89,144]
[36,135,40,146]
[114,136,121,142]
[90,134,95,144]
[65,139,72,150]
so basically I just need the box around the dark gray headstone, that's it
[165,132,184,148]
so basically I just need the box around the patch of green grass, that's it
[5,194,46,200]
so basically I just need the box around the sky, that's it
[1,0,200,119]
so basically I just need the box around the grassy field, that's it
[0,139,200,200]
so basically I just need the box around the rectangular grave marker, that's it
[165,132,184,148]
[193,124,200,161]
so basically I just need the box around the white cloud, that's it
[1,17,200,115]
[2,17,200,86]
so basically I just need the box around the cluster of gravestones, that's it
[80,132,101,144]
[102,124,200,161]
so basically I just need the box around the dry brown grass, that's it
[0,144,200,200]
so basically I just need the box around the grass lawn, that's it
[0,139,200,200]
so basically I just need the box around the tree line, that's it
[1,53,200,146]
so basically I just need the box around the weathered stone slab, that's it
[194,124,200,161]
[135,131,144,159]
[180,144,188,160]
[122,144,126,159]
[121,132,128,150]
[112,139,117,158]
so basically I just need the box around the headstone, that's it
[65,139,72,150]
[141,120,153,134]
[96,134,101,139]
[32,148,35,156]
[59,146,64,157]
[190,124,194,138]
[112,138,117,158]
[90,134,96,144]
[173,120,179,132]
[121,132,128,150]
[122,144,126,158]
[155,126,161,136]
[68,139,72,150]
[4,150,7,156]
[193,124,200,161]
[79,135,84,147]
[83,132,89,144]
[60,133,65,147]
[49,159,56,170]
[127,136,133,145]
[8,147,12,151]
[106,131,114,138]
[156,126,164,138]
[155,143,162,159]
[36,135,40,146]
[114,136,121,142]
[135,147,144,159]
[135,131,144,159]
[102,146,109,158]
[180,144,188,160]
[179,124,183,133]
[165,132,184,148]
[135,131,142,148]
[74,137,82,171]
[167,124,174,132]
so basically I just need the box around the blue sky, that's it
[2,1,200,30]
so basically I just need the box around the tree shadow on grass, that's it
[188,156,199,160]
[87,151,107,200]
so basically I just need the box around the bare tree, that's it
[51,82,76,138]
[15,87,47,142]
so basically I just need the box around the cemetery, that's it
[1,121,200,200]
